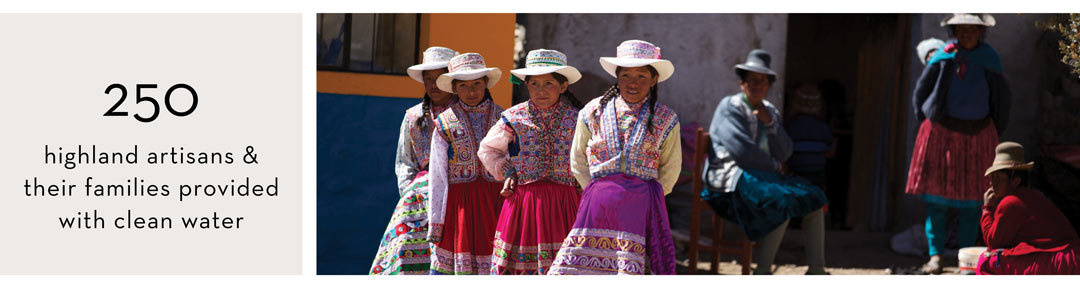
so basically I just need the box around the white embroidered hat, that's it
[510,49,582,84]
[599,40,674,83]
[436,53,502,93]
[941,13,996,27]
[406,46,459,83]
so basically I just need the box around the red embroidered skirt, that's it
[430,180,503,275]
[905,119,998,204]
[491,180,580,274]
[978,245,1080,275]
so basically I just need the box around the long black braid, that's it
[595,66,660,133]
[416,93,432,130]
[644,84,659,134]
[593,85,620,119]
[417,68,449,130]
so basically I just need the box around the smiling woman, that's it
[477,49,583,274]
[548,40,681,275]
[426,52,507,275]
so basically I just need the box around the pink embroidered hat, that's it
[406,46,459,83]
[436,53,503,93]
[510,49,582,84]
[599,40,674,83]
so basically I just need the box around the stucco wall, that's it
[518,14,789,127]
[913,13,1055,158]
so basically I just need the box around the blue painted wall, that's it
[317,92,420,275]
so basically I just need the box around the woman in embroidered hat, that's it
[546,40,680,275]
[475,49,584,274]
[370,46,460,275]
[426,52,507,275]
[907,13,1012,274]
[977,142,1080,275]
[702,49,830,275]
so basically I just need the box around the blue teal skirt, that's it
[702,168,828,241]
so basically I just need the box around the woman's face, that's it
[954,24,983,50]
[423,69,452,105]
[988,170,1020,196]
[453,77,488,106]
[526,73,567,109]
[617,66,657,103]
[740,71,771,104]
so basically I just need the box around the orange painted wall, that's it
[317,13,515,109]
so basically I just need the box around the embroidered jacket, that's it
[427,98,504,241]
[477,100,579,187]
[393,100,451,195]
[569,96,682,195]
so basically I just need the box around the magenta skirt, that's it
[547,174,676,275]
[905,119,998,205]
[491,180,580,274]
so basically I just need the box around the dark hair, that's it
[416,68,450,129]
[524,73,583,109]
[416,93,433,130]
[595,66,660,133]
[737,70,776,85]
[451,76,493,104]
[1008,169,1030,187]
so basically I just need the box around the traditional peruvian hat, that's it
[599,40,674,83]
[734,49,777,82]
[941,13,996,27]
[916,38,945,65]
[510,49,582,84]
[406,46,459,83]
[984,141,1035,176]
[436,53,503,93]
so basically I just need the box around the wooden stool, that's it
[688,127,756,275]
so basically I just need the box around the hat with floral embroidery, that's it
[599,40,674,83]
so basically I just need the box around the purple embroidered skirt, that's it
[547,173,676,275]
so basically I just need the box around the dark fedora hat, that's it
[734,49,777,82]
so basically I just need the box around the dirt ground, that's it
[674,229,964,275]
[667,181,966,275]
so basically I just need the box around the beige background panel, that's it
[0,14,300,274]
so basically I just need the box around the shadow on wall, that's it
[317,93,419,275]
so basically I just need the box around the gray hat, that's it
[734,49,777,82]
[985,142,1034,176]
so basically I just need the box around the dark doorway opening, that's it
[783,14,913,232]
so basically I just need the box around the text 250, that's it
[103,83,198,123]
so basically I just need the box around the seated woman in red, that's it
[978,142,1080,275]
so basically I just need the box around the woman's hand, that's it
[753,108,773,125]
[501,174,517,197]
[983,187,1003,208]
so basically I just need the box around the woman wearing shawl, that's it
[907,13,1011,274]
[477,49,584,274]
[702,49,830,275]
[427,53,507,274]
[371,46,459,275]
[547,40,680,275]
